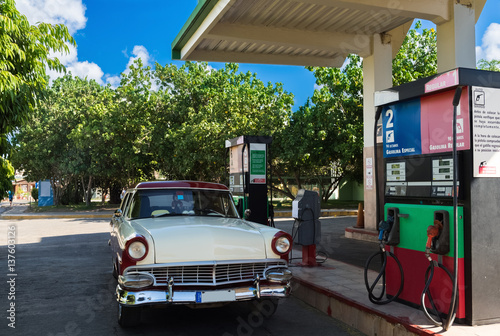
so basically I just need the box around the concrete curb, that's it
[291,277,434,336]
[1,213,112,220]
[344,226,379,242]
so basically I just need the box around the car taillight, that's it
[125,236,148,261]
[272,231,292,256]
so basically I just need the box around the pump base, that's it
[298,245,318,267]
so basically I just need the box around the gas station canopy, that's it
[172,0,484,67]
[172,0,487,235]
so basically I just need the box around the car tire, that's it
[118,304,141,327]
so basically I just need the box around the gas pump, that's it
[292,189,321,266]
[226,135,273,225]
[370,68,500,327]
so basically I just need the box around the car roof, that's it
[133,181,229,191]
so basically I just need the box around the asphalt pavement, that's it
[0,216,366,336]
[3,201,499,335]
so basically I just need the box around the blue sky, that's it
[16,0,500,110]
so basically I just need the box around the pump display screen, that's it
[433,159,454,181]
[386,162,406,181]
[385,155,458,198]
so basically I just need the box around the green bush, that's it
[31,187,39,202]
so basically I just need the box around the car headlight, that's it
[126,237,148,261]
[272,232,292,256]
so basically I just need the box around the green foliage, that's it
[0,157,14,197]
[12,74,127,205]
[0,0,75,138]
[478,59,500,72]
[273,55,363,201]
[392,21,437,86]
[152,62,294,182]
[12,61,293,203]
[31,187,38,201]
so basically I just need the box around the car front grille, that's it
[125,260,287,286]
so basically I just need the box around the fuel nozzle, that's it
[378,220,391,241]
[426,220,443,254]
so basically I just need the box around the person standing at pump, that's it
[8,190,13,206]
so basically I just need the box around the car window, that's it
[129,189,239,219]
[120,192,131,213]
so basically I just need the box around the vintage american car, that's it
[110,181,292,327]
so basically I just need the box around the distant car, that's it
[110,181,293,327]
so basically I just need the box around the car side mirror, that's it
[114,209,123,218]
[244,209,251,220]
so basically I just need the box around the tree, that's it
[478,59,500,72]
[152,62,294,183]
[31,187,38,202]
[13,62,293,204]
[392,21,437,86]
[0,0,75,138]
[0,157,14,197]
[12,66,162,205]
[12,75,121,205]
[272,55,364,201]
[105,58,157,197]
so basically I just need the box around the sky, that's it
[15,0,500,110]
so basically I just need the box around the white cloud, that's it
[17,1,155,89]
[16,0,102,83]
[124,45,151,73]
[121,46,159,91]
[476,23,500,62]
[67,61,105,84]
[105,75,121,89]
[16,0,87,35]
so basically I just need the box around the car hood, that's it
[134,216,268,263]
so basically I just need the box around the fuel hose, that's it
[441,85,463,331]
[364,107,404,305]
[364,244,404,305]
[421,256,454,326]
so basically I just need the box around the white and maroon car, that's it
[110,181,292,326]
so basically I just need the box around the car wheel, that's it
[117,304,141,327]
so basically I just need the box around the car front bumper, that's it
[116,281,291,306]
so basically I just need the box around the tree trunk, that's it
[81,176,93,206]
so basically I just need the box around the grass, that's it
[27,202,119,213]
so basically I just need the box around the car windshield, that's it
[128,189,239,219]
